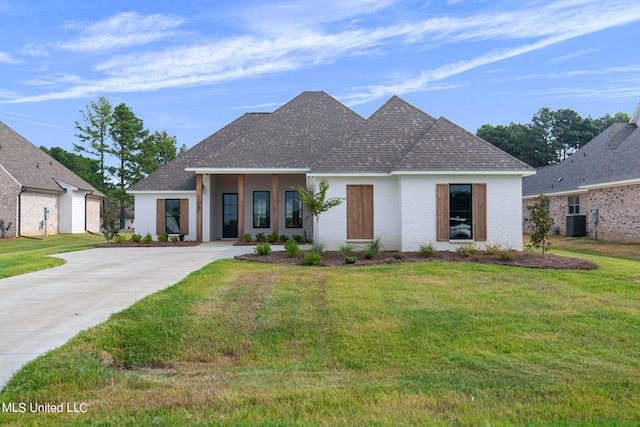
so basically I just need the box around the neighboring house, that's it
[0,122,104,238]
[103,199,135,230]
[523,104,640,242]
[129,91,533,251]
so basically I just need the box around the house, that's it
[0,122,104,238]
[103,198,134,230]
[522,105,640,242]
[129,91,534,251]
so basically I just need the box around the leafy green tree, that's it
[139,130,186,175]
[40,146,109,194]
[295,179,344,254]
[101,208,119,242]
[74,97,112,188]
[108,103,149,228]
[477,123,551,167]
[526,194,554,256]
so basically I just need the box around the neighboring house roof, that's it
[522,122,640,197]
[0,121,104,196]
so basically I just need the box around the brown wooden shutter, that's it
[347,185,374,239]
[436,184,449,241]
[180,199,189,235]
[473,183,487,241]
[156,199,165,235]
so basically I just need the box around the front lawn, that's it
[1,244,639,426]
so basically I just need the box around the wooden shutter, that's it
[473,183,487,241]
[436,184,449,241]
[347,185,374,239]
[180,199,189,235]
[156,199,165,235]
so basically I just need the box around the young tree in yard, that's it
[526,194,554,256]
[108,103,148,229]
[74,97,112,189]
[295,179,344,254]
[139,130,186,175]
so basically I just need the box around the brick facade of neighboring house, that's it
[523,104,640,242]
[0,121,104,238]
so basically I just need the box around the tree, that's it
[108,103,149,228]
[74,97,112,188]
[295,180,344,254]
[139,130,186,175]
[477,123,551,167]
[40,146,107,194]
[526,194,554,256]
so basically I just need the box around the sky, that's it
[1,0,639,154]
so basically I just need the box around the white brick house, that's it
[129,92,533,251]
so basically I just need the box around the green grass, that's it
[0,233,105,278]
[1,242,640,425]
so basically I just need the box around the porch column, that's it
[272,174,279,237]
[196,174,203,242]
[238,174,245,240]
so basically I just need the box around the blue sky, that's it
[1,0,639,153]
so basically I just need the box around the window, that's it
[347,185,374,240]
[568,195,580,214]
[436,184,486,242]
[285,191,303,228]
[253,191,270,228]
[165,199,181,234]
[156,198,188,235]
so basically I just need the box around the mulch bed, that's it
[236,250,598,270]
[95,241,200,248]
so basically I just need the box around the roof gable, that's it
[0,121,102,195]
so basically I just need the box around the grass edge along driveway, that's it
[2,238,640,426]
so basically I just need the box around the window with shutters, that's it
[436,183,486,242]
[347,185,374,240]
[156,198,189,236]
[165,199,181,234]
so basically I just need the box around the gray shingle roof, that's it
[0,121,103,196]
[522,123,640,196]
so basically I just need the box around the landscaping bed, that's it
[237,249,598,270]
[95,240,199,247]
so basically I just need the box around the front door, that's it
[222,193,238,238]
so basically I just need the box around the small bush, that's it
[456,244,478,257]
[254,243,272,256]
[344,256,357,264]
[301,251,322,266]
[364,252,374,260]
[255,232,266,242]
[242,233,252,243]
[171,236,179,243]
[157,234,168,242]
[284,240,300,257]
[392,251,404,260]
[337,243,355,257]
[279,234,288,242]
[418,242,437,258]
[367,236,382,258]
[141,233,153,244]
[267,233,278,243]
[484,242,503,255]
[0,219,12,238]
[101,209,119,242]
[131,233,142,243]
[292,234,304,242]
[498,250,516,262]
[114,235,127,244]
[179,233,185,242]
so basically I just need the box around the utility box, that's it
[566,215,587,237]
[591,208,599,223]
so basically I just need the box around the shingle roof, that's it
[522,123,640,196]
[311,96,437,173]
[129,112,267,191]
[0,121,103,196]
[189,91,365,169]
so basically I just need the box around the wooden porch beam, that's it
[238,174,245,240]
[272,174,279,237]
[196,174,203,242]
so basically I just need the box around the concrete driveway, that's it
[0,241,255,391]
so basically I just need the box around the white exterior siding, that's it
[132,192,197,241]
[56,180,91,234]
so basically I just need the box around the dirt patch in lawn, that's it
[236,250,598,270]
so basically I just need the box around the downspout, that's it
[84,190,100,235]
[18,186,27,237]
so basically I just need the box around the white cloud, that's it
[0,52,21,64]
[56,12,185,52]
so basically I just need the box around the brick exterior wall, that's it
[523,183,640,242]
[0,168,20,238]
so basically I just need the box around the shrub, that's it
[0,219,12,238]
[171,236,179,243]
[292,234,304,242]
[418,242,437,258]
[344,256,357,264]
[157,234,168,242]
[284,240,300,257]
[179,233,185,242]
[392,251,404,260]
[367,236,382,259]
[114,235,127,244]
[101,209,119,242]
[301,251,322,266]
[131,233,142,243]
[141,233,153,244]
[243,233,252,243]
[526,194,554,256]
[255,232,266,242]
[484,242,503,255]
[456,244,478,257]
[279,234,288,242]
[499,251,516,262]
[267,232,278,243]
[254,243,272,256]
[337,243,355,257]
[364,252,374,260]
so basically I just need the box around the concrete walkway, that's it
[0,241,255,391]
